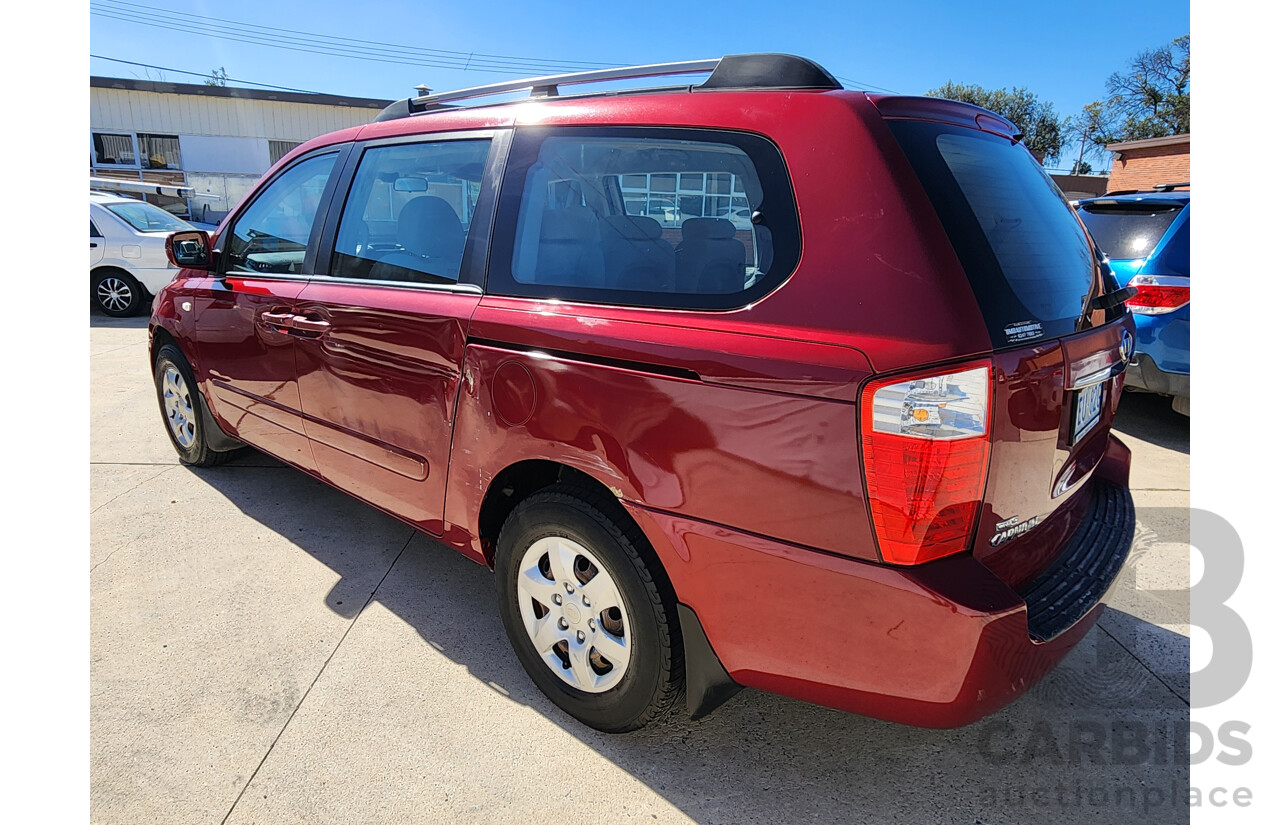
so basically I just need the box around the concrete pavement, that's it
[90,313,1190,824]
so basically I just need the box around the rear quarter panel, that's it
[444,298,880,564]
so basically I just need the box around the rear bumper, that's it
[1125,352,1190,398]
[630,434,1135,728]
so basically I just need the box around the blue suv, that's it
[1076,186,1190,415]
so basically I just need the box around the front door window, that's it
[223,153,338,275]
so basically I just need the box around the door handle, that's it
[261,311,296,329]
[290,316,331,334]
[1067,360,1128,390]
[90,242,99,248]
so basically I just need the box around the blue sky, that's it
[89,0,1188,168]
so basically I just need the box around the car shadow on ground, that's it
[185,452,1191,824]
[89,311,150,330]
[1113,390,1189,455]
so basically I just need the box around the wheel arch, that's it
[151,333,243,454]
[476,460,642,568]
[476,458,742,721]
[92,264,150,293]
[149,324,178,365]
[474,460,679,608]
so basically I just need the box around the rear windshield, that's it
[1076,200,1183,261]
[888,120,1099,346]
[105,201,192,233]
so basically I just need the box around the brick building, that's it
[1104,134,1190,192]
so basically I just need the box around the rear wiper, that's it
[1089,286,1138,312]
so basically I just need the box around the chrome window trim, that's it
[304,273,483,294]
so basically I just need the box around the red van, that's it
[151,54,1137,733]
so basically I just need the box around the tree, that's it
[926,82,1064,162]
[1062,35,1190,172]
[205,67,228,87]
[1105,35,1190,140]
[1062,100,1117,174]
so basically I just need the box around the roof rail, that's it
[373,53,842,122]
[1152,182,1190,192]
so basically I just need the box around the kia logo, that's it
[1120,330,1136,363]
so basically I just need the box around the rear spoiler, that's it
[864,94,1021,142]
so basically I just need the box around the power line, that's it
[91,0,899,97]
[89,54,321,94]
[90,0,628,76]
[834,74,900,95]
[98,0,623,70]
[89,7,612,76]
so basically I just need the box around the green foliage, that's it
[1105,35,1190,141]
[1063,100,1116,172]
[925,82,1064,161]
[1061,35,1189,171]
[205,67,228,87]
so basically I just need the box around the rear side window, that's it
[330,139,492,285]
[1077,200,1184,261]
[890,121,1099,345]
[487,127,799,310]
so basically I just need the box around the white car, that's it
[90,192,194,316]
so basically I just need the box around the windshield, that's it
[1077,201,1183,261]
[104,201,193,233]
[888,120,1100,345]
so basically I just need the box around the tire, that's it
[92,268,147,317]
[495,485,683,732]
[153,343,238,467]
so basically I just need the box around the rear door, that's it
[194,148,346,472]
[886,115,1134,588]
[293,133,504,535]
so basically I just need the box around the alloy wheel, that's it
[97,276,134,313]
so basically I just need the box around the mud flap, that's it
[198,387,244,453]
[678,603,744,720]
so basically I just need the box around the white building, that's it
[90,76,391,221]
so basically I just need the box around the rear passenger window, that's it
[488,128,799,310]
[331,139,492,285]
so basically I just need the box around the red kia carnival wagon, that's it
[150,54,1138,733]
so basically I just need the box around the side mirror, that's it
[166,230,211,269]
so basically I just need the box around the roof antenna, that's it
[414,84,432,96]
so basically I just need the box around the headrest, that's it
[397,196,464,256]
[681,217,737,240]
[540,207,598,242]
[602,214,663,241]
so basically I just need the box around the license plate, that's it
[1072,382,1104,444]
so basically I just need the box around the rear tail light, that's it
[1125,274,1190,315]
[860,363,992,565]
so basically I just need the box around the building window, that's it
[92,132,138,167]
[138,134,182,170]
[269,140,304,165]
[619,171,751,229]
